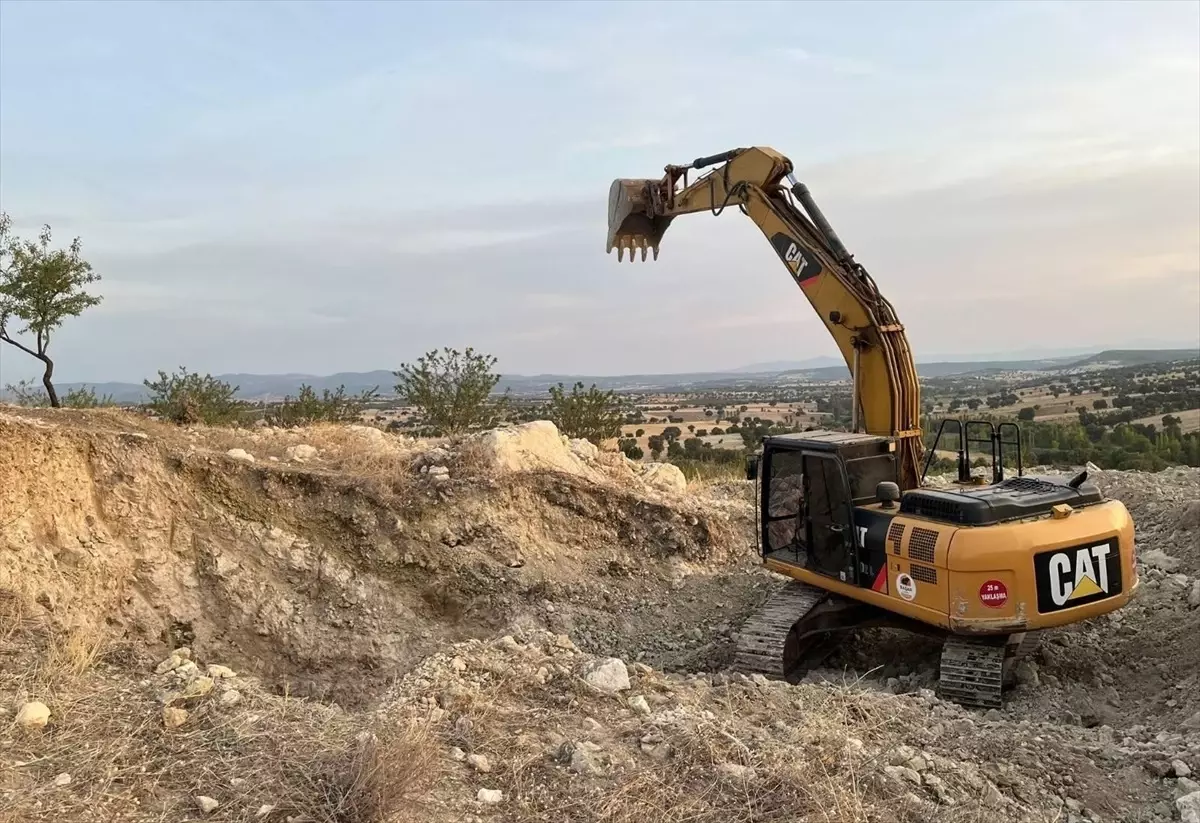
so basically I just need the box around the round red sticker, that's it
[979,580,1008,608]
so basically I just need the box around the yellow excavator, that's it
[606,147,1139,707]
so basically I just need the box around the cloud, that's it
[1,0,1196,384]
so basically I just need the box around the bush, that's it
[546,381,624,445]
[647,434,666,459]
[266,384,379,427]
[393,347,509,436]
[3,378,49,407]
[618,437,644,460]
[144,367,241,425]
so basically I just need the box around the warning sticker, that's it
[979,579,1009,609]
[896,573,917,601]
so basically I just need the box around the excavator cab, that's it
[752,431,899,587]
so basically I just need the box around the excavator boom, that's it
[607,147,924,489]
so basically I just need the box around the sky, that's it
[1,0,1198,384]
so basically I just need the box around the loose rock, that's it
[195,796,220,814]
[15,701,50,730]
[581,658,631,693]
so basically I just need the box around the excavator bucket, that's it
[606,178,673,262]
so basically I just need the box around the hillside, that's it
[1071,349,1200,367]
[2,408,1199,822]
[29,347,1200,404]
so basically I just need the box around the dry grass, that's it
[378,633,1017,823]
[0,594,441,823]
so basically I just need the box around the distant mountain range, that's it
[8,347,1197,405]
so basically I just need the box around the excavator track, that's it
[938,632,1038,709]
[731,580,831,680]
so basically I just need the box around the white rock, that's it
[53,772,71,787]
[628,695,651,716]
[1176,760,1194,778]
[451,657,467,672]
[717,762,757,780]
[568,438,600,461]
[195,795,220,814]
[220,689,243,707]
[226,448,255,462]
[16,701,50,729]
[641,462,688,493]
[163,707,189,728]
[284,444,317,462]
[450,747,466,761]
[467,753,492,773]
[348,425,385,444]
[476,788,503,804]
[1189,580,1200,609]
[207,664,236,679]
[255,804,275,818]
[155,655,184,675]
[582,658,631,693]
[1178,791,1200,823]
[474,421,604,481]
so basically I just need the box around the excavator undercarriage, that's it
[731,580,1040,708]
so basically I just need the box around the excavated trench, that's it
[0,411,761,708]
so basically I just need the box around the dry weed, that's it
[0,614,441,823]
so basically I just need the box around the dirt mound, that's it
[0,410,754,708]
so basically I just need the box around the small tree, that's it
[393,347,508,436]
[1017,407,1035,422]
[0,214,103,407]
[545,381,624,445]
[647,434,665,459]
[266,383,379,427]
[144,366,241,425]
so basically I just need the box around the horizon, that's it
[4,342,1199,394]
[2,0,1199,386]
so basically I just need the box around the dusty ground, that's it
[2,407,1198,822]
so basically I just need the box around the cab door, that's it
[802,452,857,582]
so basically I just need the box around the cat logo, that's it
[1034,541,1122,613]
[768,232,822,284]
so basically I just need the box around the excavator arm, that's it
[606,146,924,489]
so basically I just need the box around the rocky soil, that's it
[2,407,1198,822]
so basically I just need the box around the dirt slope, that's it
[2,408,1199,823]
